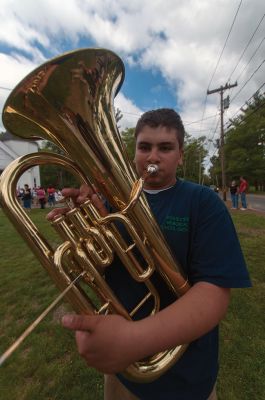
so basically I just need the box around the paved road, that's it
[245,193,265,213]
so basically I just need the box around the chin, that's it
[145,179,163,190]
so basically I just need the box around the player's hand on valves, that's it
[47,184,108,221]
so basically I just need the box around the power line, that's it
[204,146,219,171]
[225,82,265,125]
[234,34,265,84]
[186,128,216,134]
[231,99,265,127]
[199,109,220,161]
[0,88,227,131]
[119,110,141,118]
[207,0,243,91]
[203,118,221,171]
[208,117,221,145]
[205,5,264,156]
[227,14,265,83]
[230,58,265,102]
[0,86,12,91]
[214,90,265,176]
[197,1,242,145]
[184,114,218,126]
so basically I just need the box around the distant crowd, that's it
[17,177,249,213]
[17,184,63,210]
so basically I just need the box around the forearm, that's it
[130,282,230,361]
[61,282,230,373]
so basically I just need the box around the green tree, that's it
[179,134,208,183]
[224,91,265,190]
[209,151,221,188]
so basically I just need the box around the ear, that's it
[178,148,184,166]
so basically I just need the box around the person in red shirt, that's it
[36,187,46,209]
[239,176,248,210]
[47,185,56,207]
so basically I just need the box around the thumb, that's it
[61,314,96,331]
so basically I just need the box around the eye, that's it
[137,143,151,152]
[159,145,174,152]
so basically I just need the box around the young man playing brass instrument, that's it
[48,108,251,400]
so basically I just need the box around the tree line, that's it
[210,90,265,191]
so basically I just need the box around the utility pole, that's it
[207,82,237,201]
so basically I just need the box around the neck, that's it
[143,178,177,191]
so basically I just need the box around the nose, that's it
[147,147,160,163]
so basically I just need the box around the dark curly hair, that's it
[134,108,185,149]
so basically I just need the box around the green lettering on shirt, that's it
[161,216,189,232]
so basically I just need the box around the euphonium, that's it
[0,48,190,382]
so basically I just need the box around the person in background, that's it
[229,179,239,210]
[36,186,46,209]
[22,184,32,210]
[239,176,248,210]
[47,108,251,400]
[47,185,56,207]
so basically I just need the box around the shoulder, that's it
[176,179,216,193]
[176,180,223,208]
[174,181,233,239]
[160,180,226,228]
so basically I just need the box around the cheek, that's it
[172,151,183,165]
[134,153,145,164]
[134,154,144,173]
[163,155,182,171]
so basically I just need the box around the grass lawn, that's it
[0,207,264,400]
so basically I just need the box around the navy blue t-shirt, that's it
[105,179,251,400]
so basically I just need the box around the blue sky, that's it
[0,0,264,163]
[122,66,177,112]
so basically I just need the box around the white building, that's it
[0,131,41,190]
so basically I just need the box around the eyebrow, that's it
[137,141,176,146]
[136,140,176,148]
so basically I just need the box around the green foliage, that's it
[178,134,208,183]
[211,91,265,190]
[218,212,265,399]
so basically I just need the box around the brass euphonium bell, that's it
[0,48,190,382]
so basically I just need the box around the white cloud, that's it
[0,52,40,130]
[0,0,264,148]
[114,92,142,131]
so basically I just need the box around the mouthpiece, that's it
[147,164,159,175]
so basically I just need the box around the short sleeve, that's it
[189,189,251,288]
